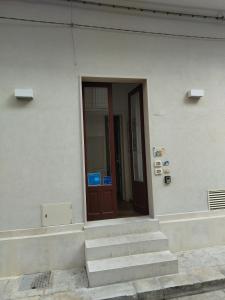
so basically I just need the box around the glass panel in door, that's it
[84,87,112,187]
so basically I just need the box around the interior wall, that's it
[1,0,225,229]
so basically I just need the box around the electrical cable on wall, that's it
[1,15,225,41]
[70,1,78,67]
[68,0,225,22]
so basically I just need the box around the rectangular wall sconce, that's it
[15,89,34,100]
[187,89,204,98]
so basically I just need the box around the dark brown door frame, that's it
[82,82,117,220]
[114,115,124,202]
[128,84,149,215]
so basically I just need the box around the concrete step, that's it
[86,250,178,287]
[86,266,225,300]
[85,231,168,260]
[84,216,160,239]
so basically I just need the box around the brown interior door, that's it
[83,83,117,221]
[128,85,149,215]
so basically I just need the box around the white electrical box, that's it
[41,202,72,226]
[15,88,33,100]
[187,89,204,98]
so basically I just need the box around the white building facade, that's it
[1,0,225,283]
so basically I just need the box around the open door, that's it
[128,85,149,215]
[83,83,117,220]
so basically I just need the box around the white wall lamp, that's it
[187,89,204,99]
[14,89,34,100]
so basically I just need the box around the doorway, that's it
[82,81,149,221]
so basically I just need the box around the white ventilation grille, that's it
[208,190,225,210]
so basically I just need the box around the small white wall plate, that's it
[154,160,162,168]
[154,168,163,175]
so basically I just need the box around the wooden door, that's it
[128,85,149,215]
[83,83,117,221]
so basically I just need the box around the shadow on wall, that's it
[183,92,202,105]
[6,95,33,109]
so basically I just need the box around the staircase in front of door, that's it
[84,216,178,287]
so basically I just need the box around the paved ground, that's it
[2,245,225,299]
[174,290,225,299]
[178,245,225,272]
[175,246,225,299]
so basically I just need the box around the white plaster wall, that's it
[72,7,225,216]
[0,225,85,277]
[0,1,85,230]
[159,211,225,252]
[1,0,225,229]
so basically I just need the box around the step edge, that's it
[85,216,157,225]
[87,258,178,274]
[87,252,178,273]
[87,250,176,263]
[85,232,168,248]
[86,243,170,260]
[84,218,159,230]
[85,238,168,251]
